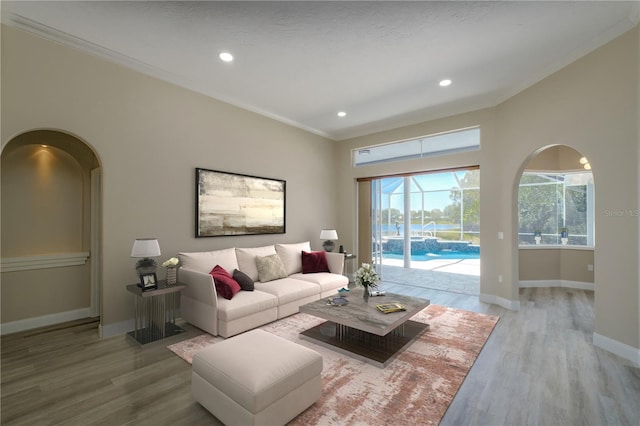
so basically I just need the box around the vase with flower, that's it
[162,257,180,285]
[355,263,380,303]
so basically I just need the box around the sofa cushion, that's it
[179,248,239,274]
[233,269,254,291]
[210,265,241,300]
[275,242,311,275]
[256,254,288,283]
[290,272,349,295]
[216,290,279,322]
[236,245,277,282]
[301,251,330,274]
[255,277,320,305]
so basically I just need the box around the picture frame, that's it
[138,273,157,291]
[195,168,286,237]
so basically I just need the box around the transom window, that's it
[353,127,480,167]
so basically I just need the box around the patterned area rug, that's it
[168,305,499,425]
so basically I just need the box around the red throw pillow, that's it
[210,265,241,300]
[301,251,330,274]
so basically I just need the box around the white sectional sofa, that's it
[178,241,348,338]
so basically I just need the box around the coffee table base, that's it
[300,320,429,368]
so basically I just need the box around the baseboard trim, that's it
[0,308,90,335]
[100,319,134,338]
[519,280,594,291]
[479,293,520,311]
[593,333,640,367]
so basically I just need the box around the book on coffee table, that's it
[376,302,407,314]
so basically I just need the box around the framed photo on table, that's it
[138,273,157,291]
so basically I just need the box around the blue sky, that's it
[379,171,476,211]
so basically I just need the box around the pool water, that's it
[384,252,480,261]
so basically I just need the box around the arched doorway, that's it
[515,145,595,292]
[1,130,102,334]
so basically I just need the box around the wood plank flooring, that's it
[2,287,639,425]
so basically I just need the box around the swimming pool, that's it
[383,251,480,261]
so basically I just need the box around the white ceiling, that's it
[3,1,638,141]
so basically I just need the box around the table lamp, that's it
[320,229,338,252]
[131,238,161,275]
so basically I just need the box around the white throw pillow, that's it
[255,254,288,283]
[275,241,311,276]
[236,245,277,282]
[178,248,239,274]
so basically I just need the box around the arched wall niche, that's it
[1,129,102,333]
[514,144,596,291]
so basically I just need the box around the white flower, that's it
[355,263,379,289]
[162,257,179,268]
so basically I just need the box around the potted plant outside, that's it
[560,227,569,245]
[534,229,542,245]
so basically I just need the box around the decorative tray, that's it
[328,297,349,306]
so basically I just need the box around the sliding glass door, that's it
[367,168,480,277]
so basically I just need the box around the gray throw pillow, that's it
[255,254,288,283]
[233,269,255,291]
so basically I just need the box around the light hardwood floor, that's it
[2,286,639,425]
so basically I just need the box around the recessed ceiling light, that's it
[337,111,347,117]
[439,79,452,87]
[219,52,234,62]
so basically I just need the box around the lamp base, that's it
[322,240,336,252]
[135,258,157,275]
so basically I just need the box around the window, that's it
[518,171,594,246]
[353,127,480,167]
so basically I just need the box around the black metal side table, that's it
[344,253,357,283]
[126,280,186,345]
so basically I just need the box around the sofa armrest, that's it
[180,268,218,307]
[325,252,345,275]
[179,267,220,335]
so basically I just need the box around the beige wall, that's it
[519,249,594,283]
[1,25,338,332]
[2,144,85,256]
[337,27,639,351]
[526,145,585,171]
[519,249,561,281]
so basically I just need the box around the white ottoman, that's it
[192,329,323,426]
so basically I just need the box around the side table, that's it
[344,253,357,283]
[126,279,186,346]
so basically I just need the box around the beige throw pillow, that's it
[236,245,277,281]
[275,241,311,275]
[255,254,288,283]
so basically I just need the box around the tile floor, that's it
[379,258,480,295]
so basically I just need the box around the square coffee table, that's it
[299,289,430,367]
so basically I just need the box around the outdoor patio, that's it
[378,258,480,296]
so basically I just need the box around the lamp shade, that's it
[319,229,338,240]
[131,238,161,258]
